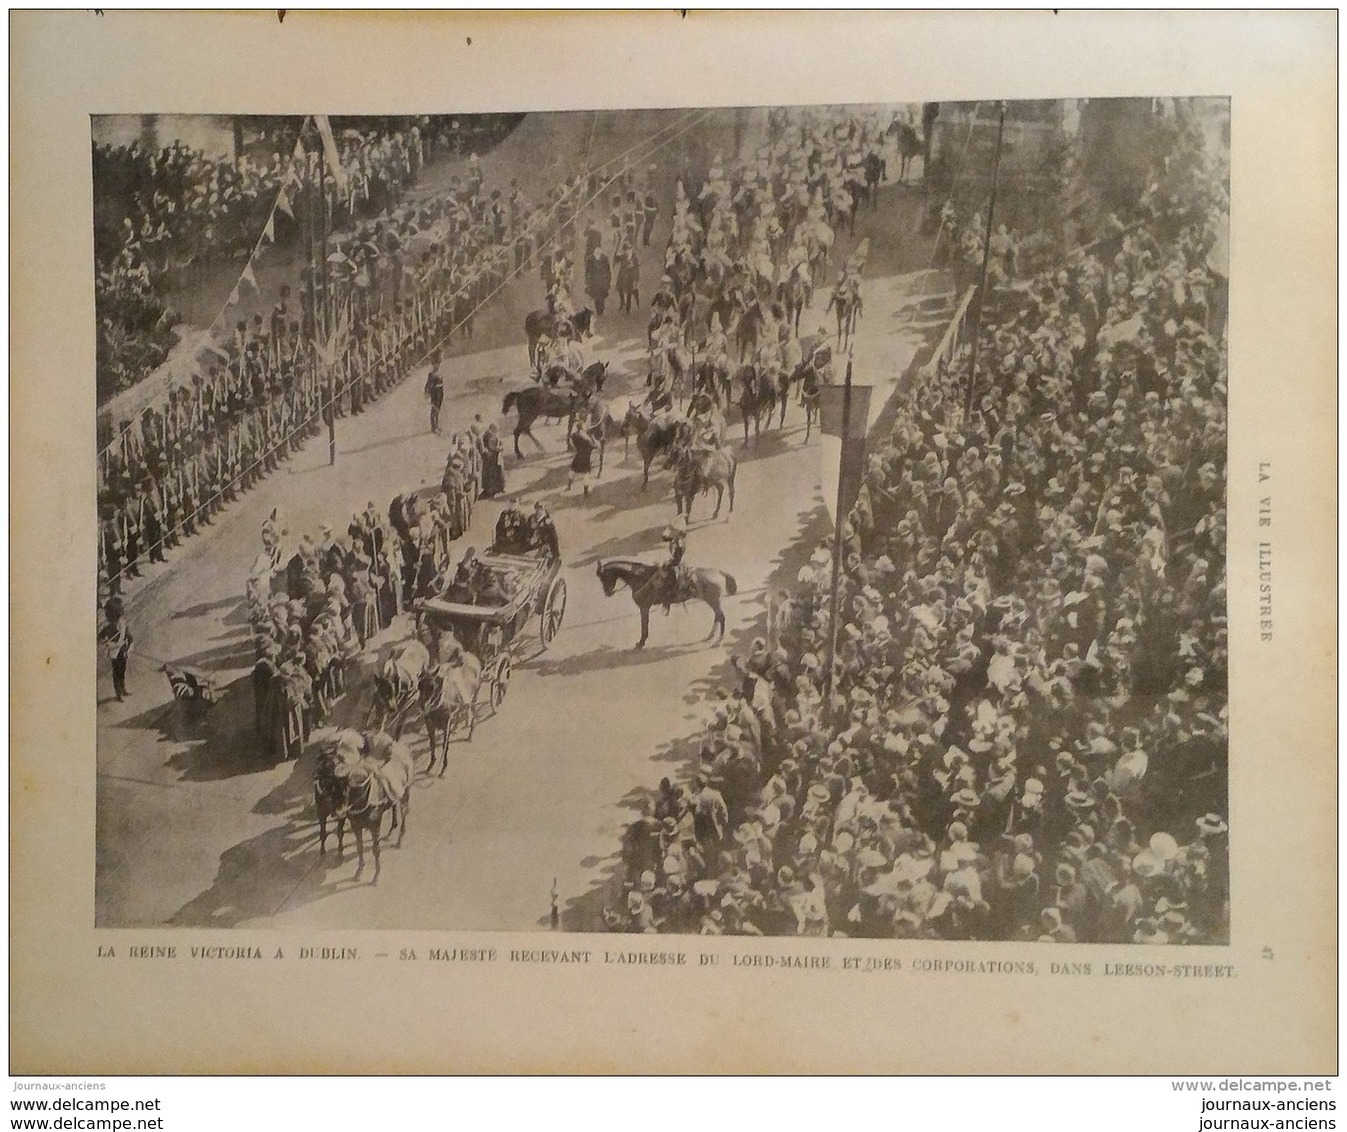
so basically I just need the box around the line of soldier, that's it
[95,172,561,602]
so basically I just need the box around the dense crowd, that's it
[93,116,525,402]
[245,415,506,759]
[612,109,1230,945]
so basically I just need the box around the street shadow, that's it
[170,595,247,621]
[173,636,258,672]
[344,431,432,459]
[526,637,711,678]
[167,669,443,927]
[569,526,666,568]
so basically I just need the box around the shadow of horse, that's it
[569,527,666,568]
[545,502,834,933]
[526,639,709,679]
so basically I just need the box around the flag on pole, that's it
[240,262,258,292]
[226,285,241,308]
[261,214,276,244]
[314,115,348,195]
[316,304,351,371]
[275,186,293,218]
[819,382,872,522]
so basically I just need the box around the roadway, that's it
[95,169,947,931]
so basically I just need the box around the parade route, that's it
[91,103,953,930]
[96,257,944,932]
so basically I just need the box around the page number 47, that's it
[1261,946,1274,960]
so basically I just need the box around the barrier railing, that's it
[919,283,978,382]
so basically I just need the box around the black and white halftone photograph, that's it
[94,101,1230,942]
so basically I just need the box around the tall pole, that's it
[303,127,321,462]
[964,100,1007,423]
[821,350,855,727]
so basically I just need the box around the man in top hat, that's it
[527,501,560,560]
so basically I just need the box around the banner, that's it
[314,114,348,195]
[819,382,872,522]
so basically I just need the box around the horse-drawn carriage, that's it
[410,546,566,713]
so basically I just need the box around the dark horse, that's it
[862,150,887,205]
[623,404,687,488]
[887,119,925,182]
[596,559,738,649]
[672,443,738,523]
[501,360,608,458]
[777,264,812,337]
[734,363,777,445]
[523,307,594,370]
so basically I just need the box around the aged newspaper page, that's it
[10,10,1336,1074]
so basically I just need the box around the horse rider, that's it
[655,520,689,613]
[528,501,560,560]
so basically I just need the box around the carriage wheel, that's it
[540,577,567,648]
[491,654,512,711]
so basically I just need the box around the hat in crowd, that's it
[1148,832,1180,861]
[1131,850,1164,879]
[1133,919,1169,945]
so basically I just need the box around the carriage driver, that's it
[528,501,560,560]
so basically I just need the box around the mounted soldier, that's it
[654,520,690,612]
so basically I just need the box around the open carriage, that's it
[410,547,566,713]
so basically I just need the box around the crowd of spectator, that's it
[93,115,524,402]
[96,133,570,602]
[611,110,1230,945]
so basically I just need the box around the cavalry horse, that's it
[312,727,415,885]
[887,119,925,182]
[733,294,770,363]
[777,263,812,337]
[596,559,739,649]
[523,307,593,372]
[623,404,687,488]
[795,360,824,441]
[501,360,608,458]
[691,359,732,409]
[671,442,738,523]
[418,646,485,775]
[862,151,887,205]
[734,363,777,445]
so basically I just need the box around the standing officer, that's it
[424,357,445,435]
[99,598,134,702]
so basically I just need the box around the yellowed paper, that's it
[10,10,1336,1074]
